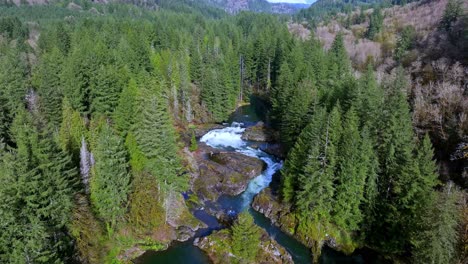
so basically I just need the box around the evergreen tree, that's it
[366,8,384,40]
[114,78,139,136]
[271,62,293,127]
[134,78,187,191]
[32,47,64,127]
[0,47,28,117]
[279,79,314,149]
[91,65,128,117]
[0,94,10,143]
[333,108,366,231]
[328,33,350,78]
[189,131,198,152]
[394,26,416,62]
[359,127,380,236]
[413,183,460,264]
[357,64,382,130]
[231,212,261,264]
[90,123,131,228]
[62,38,106,115]
[0,108,76,263]
[370,68,425,254]
[439,0,463,32]
[281,107,327,203]
[296,106,341,222]
[189,42,203,84]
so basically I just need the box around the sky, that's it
[267,0,315,4]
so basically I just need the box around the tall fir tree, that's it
[279,79,314,149]
[333,107,366,231]
[370,68,425,254]
[134,77,187,191]
[114,78,139,136]
[412,182,460,264]
[32,47,64,127]
[90,65,128,117]
[90,123,131,228]
[281,107,327,203]
[296,106,342,222]
[0,47,28,118]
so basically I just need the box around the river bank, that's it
[135,105,382,264]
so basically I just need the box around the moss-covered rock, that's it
[194,226,293,264]
[252,188,359,260]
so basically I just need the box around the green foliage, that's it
[333,108,366,231]
[0,16,28,42]
[189,131,198,152]
[59,98,87,161]
[127,172,166,231]
[0,2,461,262]
[366,8,383,40]
[231,212,261,263]
[32,47,65,127]
[90,123,131,227]
[0,108,77,263]
[296,106,342,222]
[134,78,187,191]
[394,26,416,62]
[439,0,463,31]
[329,33,350,77]
[281,108,327,203]
[91,65,128,117]
[410,136,455,264]
[0,46,28,117]
[114,78,138,136]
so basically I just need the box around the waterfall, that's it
[200,122,282,213]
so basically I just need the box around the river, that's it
[136,105,376,264]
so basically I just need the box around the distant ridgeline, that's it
[295,0,422,25]
[0,0,311,14]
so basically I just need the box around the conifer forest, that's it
[0,0,466,263]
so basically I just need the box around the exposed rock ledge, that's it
[194,228,293,264]
[252,188,298,238]
[241,121,278,142]
[193,142,266,201]
[252,188,350,255]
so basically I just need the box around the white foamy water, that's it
[200,122,246,149]
[200,122,283,211]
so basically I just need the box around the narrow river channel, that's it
[136,105,374,264]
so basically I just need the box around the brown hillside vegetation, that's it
[300,0,467,188]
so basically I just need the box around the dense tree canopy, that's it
[0,1,464,263]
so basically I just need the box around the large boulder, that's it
[194,228,293,264]
[193,144,266,201]
[241,121,277,142]
[258,143,287,159]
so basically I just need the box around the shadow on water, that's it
[249,208,311,264]
[228,104,260,126]
[134,241,211,264]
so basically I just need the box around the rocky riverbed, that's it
[192,142,266,201]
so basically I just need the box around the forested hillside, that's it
[0,0,466,263]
